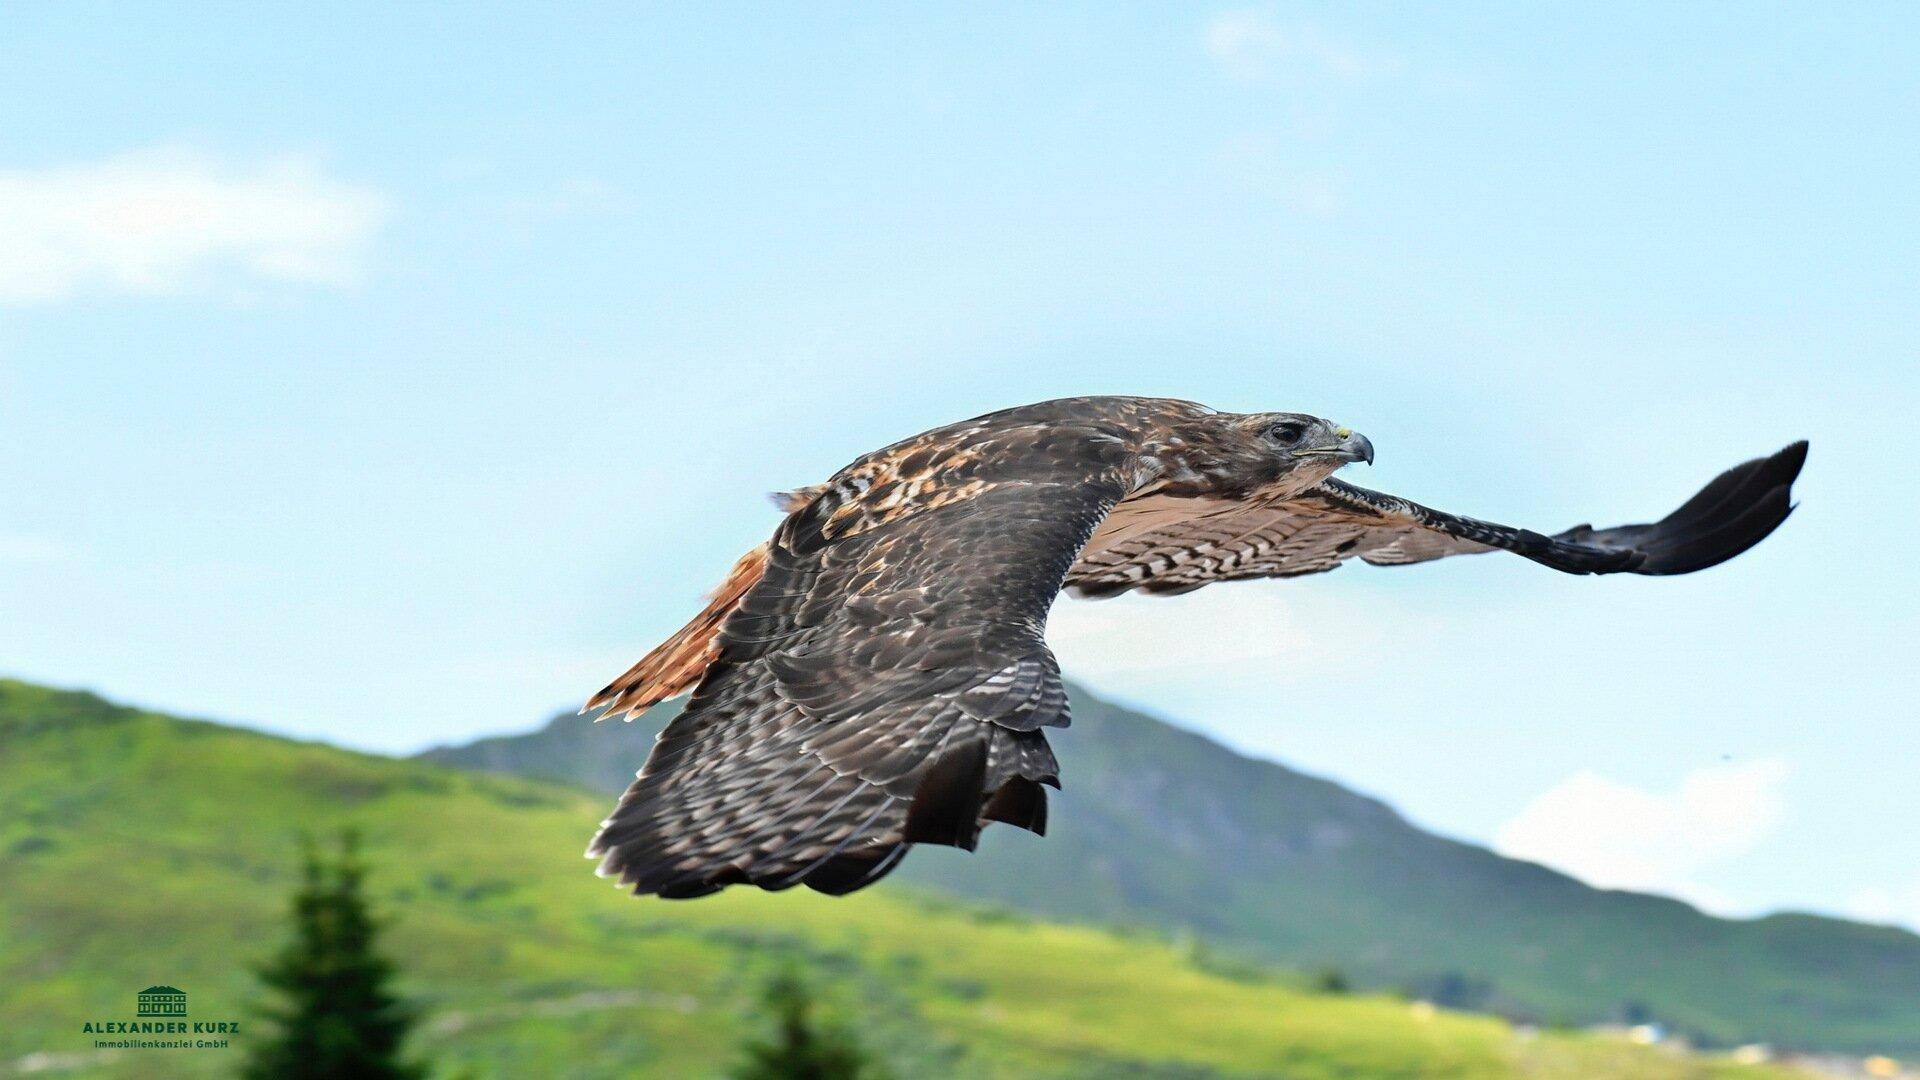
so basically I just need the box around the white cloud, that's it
[1203,10,1402,85]
[1047,581,1424,696]
[1494,759,1792,914]
[1845,874,1920,933]
[0,147,389,304]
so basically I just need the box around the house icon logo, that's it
[135,986,187,1018]
[80,983,237,1050]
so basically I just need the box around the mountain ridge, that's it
[2,676,1813,1079]
[419,681,1920,1055]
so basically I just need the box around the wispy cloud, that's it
[1846,874,1920,933]
[1048,582,1424,697]
[1199,11,1401,217]
[1494,759,1793,914]
[1203,10,1403,86]
[0,147,389,305]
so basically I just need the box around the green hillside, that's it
[424,684,1920,1056]
[1,678,1805,1079]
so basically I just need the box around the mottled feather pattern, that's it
[585,396,1805,899]
[1068,443,1806,596]
[590,398,1175,898]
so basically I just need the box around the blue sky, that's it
[2,4,1915,929]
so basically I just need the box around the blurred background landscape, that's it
[3,3,1916,1076]
[5,677,1916,1078]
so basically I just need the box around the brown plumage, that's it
[587,545,769,720]
[586,396,1806,899]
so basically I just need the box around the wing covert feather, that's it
[590,406,1138,898]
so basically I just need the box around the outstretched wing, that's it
[589,411,1136,899]
[1067,442,1807,597]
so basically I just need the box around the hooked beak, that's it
[1339,431,1375,465]
[1294,427,1374,466]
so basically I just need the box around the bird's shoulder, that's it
[785,397,1200,546]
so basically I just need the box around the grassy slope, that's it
[0,679,1803,1080]
[424,685,1920,1056]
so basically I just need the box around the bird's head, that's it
[1144,411,1374,499]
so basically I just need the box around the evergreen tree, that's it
[1312,967,1351,995]
[246,830,423,1080]
[732,968,877,1080]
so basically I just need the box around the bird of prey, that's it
[585,396,1805,899]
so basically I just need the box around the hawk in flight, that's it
[585,397,1805,899]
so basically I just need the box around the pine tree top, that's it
[246,830,425,1080]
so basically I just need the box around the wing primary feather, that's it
[901,729,991,849]
[769,795,900,891]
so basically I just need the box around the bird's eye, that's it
[1266,422,1307,444]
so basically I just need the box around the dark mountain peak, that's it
[1059,683,1411,846]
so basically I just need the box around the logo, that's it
[79,985,239,1053]
[136,986,188,1017]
